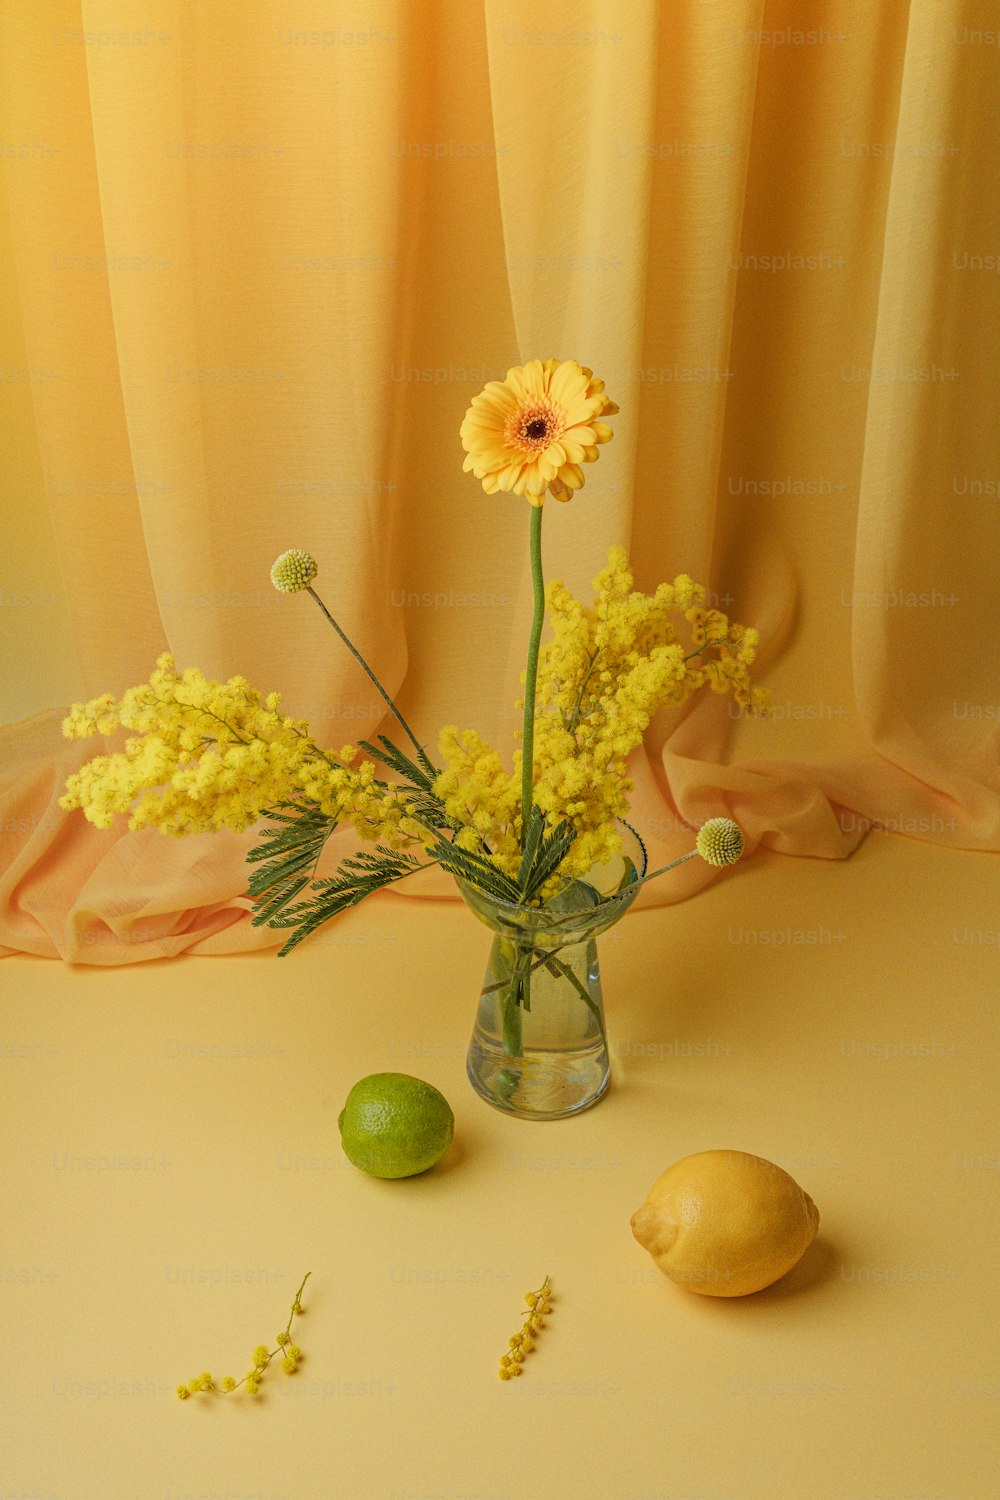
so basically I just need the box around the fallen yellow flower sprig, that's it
[176,1270,310,1400]
[499,1275,552,1379]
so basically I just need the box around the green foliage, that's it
[270,846,424,956]
[246,801,339,928]
[360,734,440,799]
[424,832,522,904]
[247,749,583,955]
[361,734,459,833]
[515,807,577,903]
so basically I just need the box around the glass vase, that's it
[457,824,646,1120]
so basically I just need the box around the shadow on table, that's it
[748,1233,840,1302]
[688,1233,842,1310]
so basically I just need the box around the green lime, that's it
[338,1072,455,1179]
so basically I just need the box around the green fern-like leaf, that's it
[425,834,522,904]
[360,736,455,831]
[515,822,578,900]
[270,846,425,955]
[516,806,546,890]
[246,801,339,928]
[360,735,439,790]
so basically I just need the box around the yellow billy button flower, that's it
[270,548,318,593]
[498,1276,552,1380]
[461,359,617,504]
[696,818,745,868]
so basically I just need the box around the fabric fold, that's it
[1,0,996,965]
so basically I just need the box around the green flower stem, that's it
[520,952,532,1017]
[628,848,698,886]
[502,986,524,1058]
[306,586,427,761]
[520,504,545,846]
[480,936,568,995]
[531,849,703,933]
[566,647,600,734]
[489,940,605,1060]
[683,636,737,662]
[545,952,608,1057]
[494,937,526,1058]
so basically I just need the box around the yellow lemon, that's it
[630,1149,819,1297]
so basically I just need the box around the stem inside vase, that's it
[495,937,530,1058]
[460,823,645,1120]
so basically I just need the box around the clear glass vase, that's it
[457,824,646,1120]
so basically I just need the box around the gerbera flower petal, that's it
[548,362,591,406]
[504,360,545,398]
[481,380,520,406]
[497,462,527,490]
[558,463,586,490]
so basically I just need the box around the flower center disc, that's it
[507,399,565,454]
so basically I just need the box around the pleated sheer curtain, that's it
[1,0,997,962]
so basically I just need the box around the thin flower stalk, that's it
[520,504,545,846]
[498,1276,553,1379]
[175,1271,311,1401]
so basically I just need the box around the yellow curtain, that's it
[1,0,997,962]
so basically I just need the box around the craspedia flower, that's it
[270,548,318,593]
[696,818,745,868]
[460,359,617,504]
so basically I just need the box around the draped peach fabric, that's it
[1,0,997,963]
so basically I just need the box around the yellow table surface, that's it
[2,832,997,1500]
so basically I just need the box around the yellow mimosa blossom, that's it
[435,549,769,881]
[460,359,618,504]
[61,548,767,930]
[498,1276,552,1380]
[60,654,428,850]
[434,727,522,870]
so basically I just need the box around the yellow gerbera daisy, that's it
[460,358,618,504]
